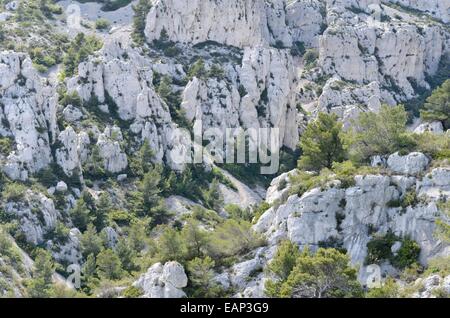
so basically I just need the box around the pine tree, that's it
[27,249,55,298]
[94,193,112,231]
[96,249,123,280]
[80,224,103,258]
[298,112,345,171]
[115,238,137,272]
[70,198,91,232]
[346,105,416,162]
[202,178,223,211]
[158,226,186,263]
[421,79,450,129]
[187,257,222,297]
[265,247,362,298]
[181,219,209,259]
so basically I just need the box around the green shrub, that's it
[3,183,27,202]
[425,256,450,277]
[298,112,345,171]
[35,167,58,187]
[109,210,133,227]
[95,18,111,30]
[122,286,143,298]
[392,238,421,269]
[62,33,103,78]
[366,232,397,265]
[60,91,82,108]
[345,105,416,162]
[366,233,421,269]
[252,201,271,224]
[132,0,153,44]
[266,246,362,298]
[420,80,450,129]
[207,219,264,260]
[0,137,13,156]
[366,278,399,298]
[415,132,450,160]
[187,58,207,80]
[96,249,123,280]
[291,41,306,57]
[100,0,133,11]
[303,49,319,69]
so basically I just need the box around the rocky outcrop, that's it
[386,152,430,175]
[55,127,90,177]
[180,45,300,150]
[4,190,59,245]
[411,274,450,298]
[48,228,82,266]
[133,261,188,298]
[312,2,449,117]
[66,31,183,168]
[144,0,291,48]
[286,0,326,48]
[413,121,445,134]
[385,0,450,23]
[0,52,57,180]
[96,126,128,174]
[253,153,450,287]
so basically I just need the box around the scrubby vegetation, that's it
[345,105,416,162]
[265,241,362,298]
[132,0,152,44]
[420,79,450,130]
[298,113,345,171]
[61,33,103,78]
[365,232,421,269]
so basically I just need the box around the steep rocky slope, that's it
[0,0,449,298]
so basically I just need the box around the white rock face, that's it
[417,167,450,200]
[286,0,326,48]
[144,0,290,48]
[96,126,128,174]
[5,1,19,11]
[66,31,179,168]
[386,0,450,23]
[318,78,382,124]
[253,162,450,285]
[265,171,297,205]
[4,190,59,245]
[387,152,430,175]
[62,105,83,123]
[49,228,82,265]
[133,262,188,298]
[412,274,450,298]
[413,121,444,134]
[315,3,449,114]
[55,127,90,177]
[0,52,57,180]
[180,45,300,150]
[239,47,299,149]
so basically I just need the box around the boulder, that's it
[133,262,188,298]
[387,152,430,175]
[56,181,68,193]
[413,121,444,134]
